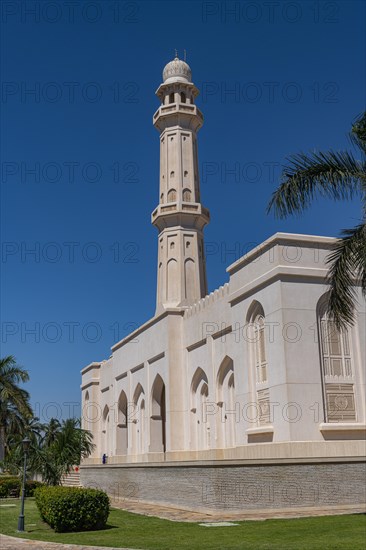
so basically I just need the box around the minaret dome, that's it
[162,57,192,84]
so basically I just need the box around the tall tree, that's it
[267,112,366,329]
[0,356,32,461]
[42,417,61,447]
[36,418,95,485]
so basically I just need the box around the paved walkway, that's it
[111,498,366,522]
[0,535,135,550]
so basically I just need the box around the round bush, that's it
[34,486,110,532]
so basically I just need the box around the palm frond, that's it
[267,150,363,218]
[326,222,366,329]
[350,111,366,155]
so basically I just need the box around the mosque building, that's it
[80,57,366,514]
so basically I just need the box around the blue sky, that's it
[1,0,365,421]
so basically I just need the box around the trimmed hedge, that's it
[0,477,44,498]
[34,486,110,532]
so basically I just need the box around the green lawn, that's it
[0,498,365,549]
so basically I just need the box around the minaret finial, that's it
[175,48,178,58]
[184,49,186,61]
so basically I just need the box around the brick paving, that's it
[111,498,366,522]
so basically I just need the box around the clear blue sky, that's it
[1,0,365,422]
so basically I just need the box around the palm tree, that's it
[42,417,61,447]
[267,112,366,329]
[2,416,45,476]
[2,417,95,484]
[36,418,94,486]
[0,356,32,461]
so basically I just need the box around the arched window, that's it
[181,92,186,103]
[132,384,145,456]
[247,301,270,426]
[183,188,191,202]
[217,356,235,449]
[116,390,128,455]
[83,391,90,432]
[169,92,174,104]
[317,297,356,422]
[102,404,110,455]
[167,189,176,202]
[190,368,210,450]
[254,314,267,384]
[150,375,166,453]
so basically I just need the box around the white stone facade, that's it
[81,59,366,466]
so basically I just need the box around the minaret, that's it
[152,56,210,313]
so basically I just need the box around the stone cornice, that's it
[111,309,185,352]
[227,232,337,275]
[80,362,102,375]
[229,265,330,306]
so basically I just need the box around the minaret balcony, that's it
[151,201,210,231]
[153,103,203,131]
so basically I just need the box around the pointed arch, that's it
[246,300,270,427]
[247,300,267,386]
[132,384,145,456]
[217,355,234,387]
[102,404,109,421]
[133,383,144,404]
[191,367,208,393]
[116,390,128,455]
[190,368,210,450]
[83,391,90,432]
[183,188,191,201]
[149,374,166,453]
[246,299,265,323]
[167,188,176,202]
[167,259,178,302]
[184,258,196,302]
[216,356,235,448]
[101,404,110,456]
[317,292,356,423]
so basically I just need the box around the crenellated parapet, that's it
[184,283,230,318]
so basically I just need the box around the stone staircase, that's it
[61,468,81,487]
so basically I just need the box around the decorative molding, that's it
[187,338,207,352]
[81,380,99,390]
[80,362,101,375]
[148,352,165,365]
[320,423,366,433]
[246,426,274,436]
[131,363,144,374]
[226,232,337,275]
[228,266,329,306]
[115,372,128,381]
[212,325,232,340]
